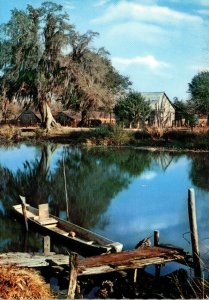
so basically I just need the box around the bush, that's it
[89,124,131,146]
[0,125,21,140]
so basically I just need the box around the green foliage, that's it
[188,71,209,114]
[114,91,151,128]
[0,2,131,128]
[88,124,131,146]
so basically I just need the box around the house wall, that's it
[152,94,175,127]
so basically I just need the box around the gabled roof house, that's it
[141,92,175,127]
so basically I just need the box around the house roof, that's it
[16,109,41,120]
[141,92,174,109]
[57,110,82,120]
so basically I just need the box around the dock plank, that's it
[78,246,187,276]
[0,252,69,268]
[0,247,187,275]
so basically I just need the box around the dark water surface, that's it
[0,143,209,266]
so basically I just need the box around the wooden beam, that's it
[0,252,69,268]
[0,247,187,276]
[77,247,185,276]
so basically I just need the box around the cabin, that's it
[88,111,116,127]
[141,92,175,128]
[55,110,82,127]
[55,110,115,127]
[16,109,41,126]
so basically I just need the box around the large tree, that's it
[188,71,209,114]
[62,43,131,125]
[0,2,131,130]
[114,91,151,128]
[0,3,71,129]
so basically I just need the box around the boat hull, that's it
[12,204,123,257]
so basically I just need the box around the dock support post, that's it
[188,188,202,278]
[154,230,161,278]
[43,236,50,256]
[68,252,78,299]
[154,230,159,246]
[133,269,138,283]
[20,196,28,232]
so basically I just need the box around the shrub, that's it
[89,124,131,146]
[0,125,21,140]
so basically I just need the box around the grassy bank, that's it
[1,124,209,151]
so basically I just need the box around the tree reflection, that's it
[50,147,137,228]
[189,154,209,191]
[0,144,153,251]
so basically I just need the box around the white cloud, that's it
[199,0,209,6]
[107,21,168,45]
[61,1,76,10]
[93,0,111,7]
[112,55,170,70]
[91,1,203,25]
[188,64,209,72]
[166,0,209,5]
[140,171,157,180]
[197,9,209,14]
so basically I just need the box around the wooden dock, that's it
[0,246,189,276]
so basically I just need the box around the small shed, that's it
[55,110,81,127]
[16,109,41,126]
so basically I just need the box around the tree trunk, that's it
[136,121,140,129]
[28,144,57,206]
[39,101,58,131]
[80,110,88,127]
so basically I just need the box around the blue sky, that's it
[1,0,209,100]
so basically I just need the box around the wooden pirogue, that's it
[12,200,123,256]
[0,246,189,275]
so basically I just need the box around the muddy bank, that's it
[1,125,209,152]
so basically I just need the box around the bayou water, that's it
[0,143,209,273]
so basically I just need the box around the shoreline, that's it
[1,125,209,153]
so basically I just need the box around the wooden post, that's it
[63,154,69,220]
[154,230,159,246]
[43,236,50,256]
[68,252,78,299]
[133,268,138,283]
[188,188,202,278]
[19,195,28,232]
[154,230,160,278]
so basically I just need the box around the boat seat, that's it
[38,217,58,226]
[37,203,58,226]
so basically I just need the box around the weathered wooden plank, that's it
[0,247,187,276]
[78,247,185,276]
[0,252,69,267]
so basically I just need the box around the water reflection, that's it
[0,144,209,260]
